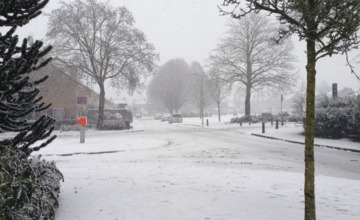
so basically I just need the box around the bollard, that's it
[303,117,306,129]
[262,122,265,133]
[77,116,87,143]
[125,121,130,129]
[240,120,242,126]
[276,119,279,129]
[80,126,85,143]
[206,119,209,127]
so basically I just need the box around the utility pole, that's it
[200,75,204,127]
[281,94,283,126]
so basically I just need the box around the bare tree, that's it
[209,13,297,117]
[220,1,360,219]
[147,59,191,114]
[292,81,306,119]
[46,0,157,128]
[208,69,230,121]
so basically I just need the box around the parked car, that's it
[169,113,183,123]
[154,113,163,120]
[86,109,132,129]
[161,113,171,122]
[135,113,142,119]
[260,112,272,121]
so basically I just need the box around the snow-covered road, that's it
[31,117,360,220]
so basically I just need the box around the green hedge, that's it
[314,96,360,139]
[0,146,63,220]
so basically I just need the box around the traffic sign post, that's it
[77,116,87,143]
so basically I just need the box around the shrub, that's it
[0,146,37,219]
[0,146,63,220]
[25,156,64,219]
[287,114,303,122]
[230,115,260,124]
[314,96,359,139]
[353,105,360,139]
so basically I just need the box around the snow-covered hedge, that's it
[0,146,63,220]
[314,95,360,139]
[54,120,81,131]
[230,115,260,124]
[25,156,64,219]
[0,146,37,219]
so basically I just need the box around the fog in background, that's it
[15,0,360,104]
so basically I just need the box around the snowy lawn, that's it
[19,116,360,219]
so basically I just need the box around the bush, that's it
[0,146,37,220]
[25,156,63,220]
[0,146,63,220]
[287,114,303,122]
[314,96,359,139]
[352,105,360,139]
[230,115,260,124]
[54,120,81,131]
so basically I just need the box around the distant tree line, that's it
[148,13,297,121]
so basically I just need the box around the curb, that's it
[41,150,125,157]
[251,133,360,153]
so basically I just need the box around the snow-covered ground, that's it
[13,115,360,219]
[250,122,360,152]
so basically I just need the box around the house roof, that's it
[49,58,115,107]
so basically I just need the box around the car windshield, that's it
[173,114,181,117]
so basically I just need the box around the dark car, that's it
[169,113,183,123]
[86,109,132,129]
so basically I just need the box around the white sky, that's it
[15,0,360,100]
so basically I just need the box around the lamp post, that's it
[200,76,204,127]
[281,94,284,126]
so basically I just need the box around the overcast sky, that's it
[15,0,360,100]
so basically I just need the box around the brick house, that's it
[32,58,115,121]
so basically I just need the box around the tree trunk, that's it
[304,37,317,220]
[167,107,172,115]
[97,82,105,129]
[244,86,251,116]
[217,101,221,122]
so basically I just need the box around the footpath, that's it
[249,123,360,153]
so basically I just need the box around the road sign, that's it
[77,116,87,127]
[77,116,87,143]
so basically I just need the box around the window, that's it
[54,108,65,120]
[77,97,87,104]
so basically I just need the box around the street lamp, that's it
[281,94,283,126]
